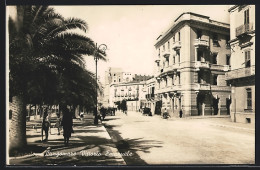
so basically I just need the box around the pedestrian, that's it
[61,106,73,146]
[162,108,169,119]
[55,112,62,135]
[41,108,50,141]
[179,109,183,118]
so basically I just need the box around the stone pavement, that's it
[8,114,126,166]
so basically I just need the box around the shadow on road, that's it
[104,124,163,165]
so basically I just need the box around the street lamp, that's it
[94,43,107,125]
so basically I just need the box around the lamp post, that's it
[94,43,107,125]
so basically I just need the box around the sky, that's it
[52,5,230,83]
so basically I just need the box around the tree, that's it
[8,5,106,151]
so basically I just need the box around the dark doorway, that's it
[226,98,231,115]
[155,100,162,115]
[213,97,219,115]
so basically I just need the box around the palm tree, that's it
[8,5,106,151]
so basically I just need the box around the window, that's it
[197,50,203,61]
[246,88,252,109]
[173,55,175,64]
[114,80,116,82]
[178,32,181,41]
[226,35,230,47]
[165,77,168,87]
[173,36,175,43]
[114,74,116,76]
[213,33,218,46]
[168,41,170,50]
[244,9,249,24]
[213,75,218,85]
[163,45,165,51]
[172,75,174,85]
[226,55,231,65]
[119,78,121,82]
[166,57,169,67]
[245,51,251,68]
[213,53,217,64]
[158,48,160,56]
[178,73,181,84]
[197,30,202,39]
[177,50,180,63]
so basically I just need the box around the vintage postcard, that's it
[6,4,255,166]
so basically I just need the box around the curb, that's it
[100,124,127,165]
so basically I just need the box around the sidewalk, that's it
[8,114,126,165]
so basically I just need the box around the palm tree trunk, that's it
[9,96,27,151]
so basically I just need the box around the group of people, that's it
[41,105,73,146]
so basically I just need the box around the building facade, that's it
[226,5,255,124]
[103,67,133,107]
[154,12,231,117]
[144,78,156,115]
[109,81,147,110]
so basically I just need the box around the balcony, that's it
[172,41,181,51]
[225,65,255,80]
[211,85,231,92]
[236,23,254,37]
[194,39,209,48]
[210,64,230,71]
[157,86,172,94]
[172,84,182,91]
[161,50,170,57]
[195,61,210,70]
[199,84,210,90]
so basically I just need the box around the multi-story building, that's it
[109,81,147,110]
[154,12,231,117]
[103,67,133,107]
[144,77,156,115]
[226,5,255,124]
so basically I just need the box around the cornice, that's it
[155,13,230,48]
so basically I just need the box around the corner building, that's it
[227,5,255,124]
[154,12,231,117]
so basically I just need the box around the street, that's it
[9,111,255,165]
[103,111,255,165]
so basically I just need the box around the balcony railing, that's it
[172,41,181,51]
[195,61,210,69]
[236,23,254,37]
[194,39,209,47]
[210,64,230,71]
[211,85,231,92]
[225,65,255,80]
[199,84,210,91]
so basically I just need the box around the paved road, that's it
[103,111,255,165]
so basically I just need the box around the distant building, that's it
[154,12,231,117]
[108,74,153,111]
[103,67,133,107]
[226,5,255,124]
[143,77,156,115]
